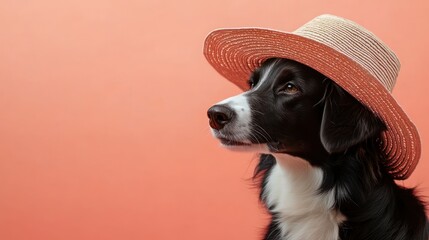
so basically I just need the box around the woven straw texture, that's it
[203,14,420,180]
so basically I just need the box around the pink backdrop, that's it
[1,1,429,239]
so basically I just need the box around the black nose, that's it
[207,105,235,130]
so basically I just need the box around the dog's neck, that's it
[263,153,344,240]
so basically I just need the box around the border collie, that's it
[207,58,428,240]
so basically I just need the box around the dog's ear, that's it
[320,82,385,153]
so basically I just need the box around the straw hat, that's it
[203,14,420,180]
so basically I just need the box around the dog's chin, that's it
[216,138,270,153]
[221,142,269,153]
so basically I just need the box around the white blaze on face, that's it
[251,61,275,91]
[217,92,251,135]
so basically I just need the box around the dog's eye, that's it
[248,71,260,89]
[281,83,300,94]
[249,80,256,89]
[248,78,259,89]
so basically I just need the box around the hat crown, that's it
[294,14,400,92]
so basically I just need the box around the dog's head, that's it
[207,58,385,164]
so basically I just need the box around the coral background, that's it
[1,0,428,239]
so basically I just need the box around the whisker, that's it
[250,123,273,143]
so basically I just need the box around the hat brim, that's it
[204,28,420,180]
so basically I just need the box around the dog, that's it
[207,58,428,240]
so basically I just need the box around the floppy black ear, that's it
[320,82,385,153]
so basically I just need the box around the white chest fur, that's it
[264,154,345,240]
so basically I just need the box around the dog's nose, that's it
[207,105,235,130]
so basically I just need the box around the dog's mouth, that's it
[218,137,252,146]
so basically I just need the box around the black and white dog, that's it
[207,58,428,240]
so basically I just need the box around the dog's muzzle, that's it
[207,93,261,149]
